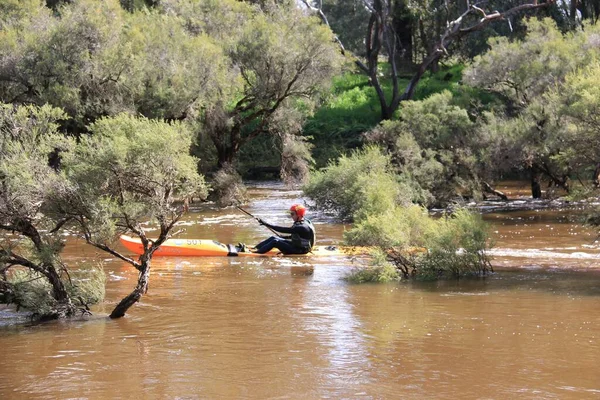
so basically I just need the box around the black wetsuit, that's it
[254,219,315,254]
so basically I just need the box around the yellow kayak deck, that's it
[119,235,371,257]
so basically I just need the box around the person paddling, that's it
[251,204,316,254]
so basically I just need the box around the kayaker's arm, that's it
[258,219,294,235]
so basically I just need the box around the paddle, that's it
[236,206,283,237]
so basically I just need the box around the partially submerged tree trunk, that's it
[531,167,542,199]
[482,181,508,200]
[110,262,150,319]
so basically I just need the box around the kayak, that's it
[119,235,371,257]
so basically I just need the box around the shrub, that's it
[210,164,247,207]
[417,209,493,280]
[6,266,105,318]
[344,249,401,284]
[304,146,412,220]
[344,207,493,281]
[343,205,433,248]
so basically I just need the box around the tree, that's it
[60,115,208,318]
[465,19,600,197]
[0,0,224,135]
[0,0,131,133]
[0,104,80,318]
[303,0,554,120]
[125,11,226,121]
[167,0,343,168]
[364,91,480,206]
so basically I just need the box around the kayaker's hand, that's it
[257,218,265,225]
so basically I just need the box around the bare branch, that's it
[300,0,346,55]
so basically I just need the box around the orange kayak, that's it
[119,235,371,257]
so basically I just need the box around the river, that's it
[1,182,600,399]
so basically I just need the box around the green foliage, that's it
[465,19,593,105]
[0,0,129,130]
[305,141,493,281]
[344,249,401,284]
[364,91,481,206]
[6,270,57,317]
[62,114,208,243]
[304,71,384,166]
[0,0,45,29]
[126,11,227,120]
[210,165,247,207]
[68,266,107,307]
[305,64,488,168]
[412,64,464,100]
[466,19,600,192]
[304,146,412,220]
[344,205,432,248]
[344,207,493,281]
[417,209,493,280]
[5,266,105,317]
[175,0,344,167]
[0,103,72,234]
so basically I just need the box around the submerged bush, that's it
[417,209,493,280]
[305,139,493,282]
[5,266,106,318]
[345,249,401,283]
[343,207,493,281]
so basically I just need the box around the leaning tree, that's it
[60,114,208,318]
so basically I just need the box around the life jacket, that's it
[290,218,316,252]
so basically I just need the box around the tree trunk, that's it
[594,163,600,188]
[531,168,542,199]
[216,144,236,169]
[110,262,150,319]
[44,265,76,318]
[482,182,508,200]
[392,0,414,68]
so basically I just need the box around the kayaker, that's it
[251,204,316,254]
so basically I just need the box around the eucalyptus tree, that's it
[302,0,555,120]
[60,115,208,318]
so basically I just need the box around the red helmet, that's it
[289,204,306,218]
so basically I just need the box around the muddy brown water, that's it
[1,182,600,399]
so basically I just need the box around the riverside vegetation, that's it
[1,0,599,318]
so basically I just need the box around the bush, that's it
[5,266,105,318]
[343,207,493,281]
[416,209,493,280]
[304,146,412,220]
[209,164,247,207]
[344,249,401,284]
[343,205,432,248]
